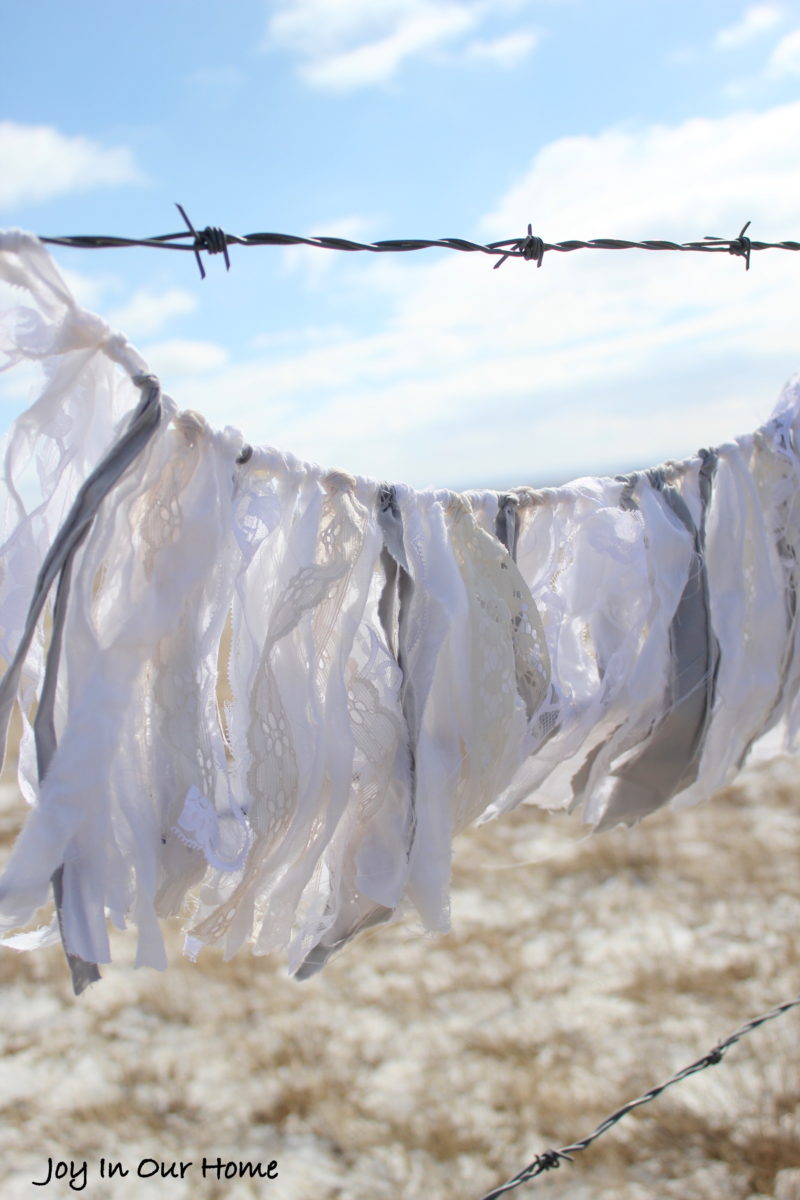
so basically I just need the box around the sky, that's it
[1,0,799,490]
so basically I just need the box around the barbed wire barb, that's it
[174,203,231,279]
[493,224,546,269]
[703,219,753,270]
[477,990,800,1200]
[35,214,800,277]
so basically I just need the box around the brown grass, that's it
[0,756,799,1198]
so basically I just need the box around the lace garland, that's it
[1,229,799,991]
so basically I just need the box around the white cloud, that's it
[478,104,800,248]
[263,0,537,89]
[108,288,197,339]
[713,4,783,50]
[172,101,800,489]
[465,30,539,66]
[139,339,229,379]
[0,122,143,209]
[767,27,800,74]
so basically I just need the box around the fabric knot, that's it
[104,334,150,379]
[0,228,40,256]
[495,492,520,557]
[174,408,208,446]
[511,486,542,509]
[615,473,639,512]
[324,469,357,494]
[102,331,131,359]
[445,491,470,517]
[378,483,397,513]
[131,372,160,391]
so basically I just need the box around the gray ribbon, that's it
[495,493,520,561]
[376,485,418,860]
[376,484,409,661]
[0,375,164,992]
[584,452,720,830]
[294,902,393,980]
[375,486,417,786]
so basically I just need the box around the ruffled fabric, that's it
[1,230,799,990]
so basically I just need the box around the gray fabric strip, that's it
[376,484,409,572]
[377,547,399,659]
[616,473,639,512]
[0,374,164,993]
[294,902,393,980]
[38,551,101,993]
[376,484,417,830]
[495,493,520,561]
[376,484,410,659]
[0,377,163,769]
[593,451,720,830]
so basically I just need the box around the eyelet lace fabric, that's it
[1,230,799,991]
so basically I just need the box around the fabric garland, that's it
[0,229,798,991]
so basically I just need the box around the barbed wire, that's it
[478,990,800,1199]
[36,206,800,279]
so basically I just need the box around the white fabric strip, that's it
[1,230,799,987]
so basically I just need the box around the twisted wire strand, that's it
[36,211,799,277]
[478,991,800,1200]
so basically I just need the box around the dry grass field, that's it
[1,748,799,1200]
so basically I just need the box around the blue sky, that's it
[1,0,799,488]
